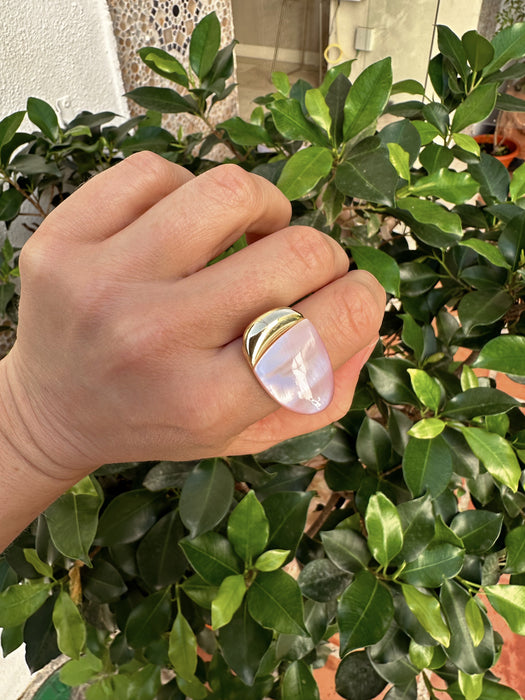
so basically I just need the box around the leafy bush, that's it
[1,13,525,700]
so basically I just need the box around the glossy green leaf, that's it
[219,117,268,146]
[82,559,127,603]
[321,528,371,572]
[462,30,494,71]
[469,153,510,204]
[474,335,525,377]
[451,84,498,133]
[335,650,387,700]
[211,574,246,629]
[365,493,403,567]
[408,169,479,205]
[335,136,398,206]
[126,86,196,114]
[180,532,242,586]
[298,559,351,602]
[367,357,417,405]
[396,197,462,237]
[453,132,481,157]
[438,25,469,79]
[168,612,197,681]
[257,425,335,464]
[402,542,465,587]
[277,146,333,200]
[408,418,445,439]
[419,142,454,173]
[219,602,273,686]
[23,548,53,578]
[305,88,332,134]
[343,57,392,141]
[60,649,103,687]
[281,660,320,700]
[1,625,24,657]
[268,98,327,144]
[505,527,525,573]
[27,97,59,140]
[126,588,171,648]
[52,590,86,660]
[180,459,234,538]
[263,491,314,555]
[189,11,221,79]
[450,511,503,555]
[338,570,394,654]
[510,161,525,202]
[484,22,525,74]
[180,574,218,609]
[498,211,525,269]
[459,239,511,269]
[440,579,495,674]
[484,584,525,635]
[137,47,189,87]
[465,597,485,648]
[0,189,24,222]
[350,246,400,296]
[95,489,162,546]
[443,388,520,420]
[272,71,291,95]
[458,290,513,335]
[247,569,306,635]
[401,584,450,647]
[448,678,522,700]
[403,435,453,497]
[176,675,207,700]
[0,111,25,152]
[461,427,520,492]
[255,549,290,572]
[387,142,410,181]
[0,579,52,627]
[142,460,198,491]
[458,670,484,700]
[136,509,185,589]
[397,494,435,563]
[356,416,392,472]
[407,368,441,413]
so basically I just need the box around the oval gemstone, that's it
[253,319,334,414]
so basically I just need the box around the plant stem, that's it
[305,491,342,539]
[0,171,47,219]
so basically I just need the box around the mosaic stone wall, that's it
[105,0,238,134]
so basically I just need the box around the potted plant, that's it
[1,13,525,700]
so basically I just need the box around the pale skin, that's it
[0,152,385,552]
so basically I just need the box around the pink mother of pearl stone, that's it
[253,319,334,414]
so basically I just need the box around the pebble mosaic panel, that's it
[105,0,238,134]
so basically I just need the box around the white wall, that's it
[0,0,128,124]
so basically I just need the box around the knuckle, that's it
[121,151,181,192]
[204,164,261,211]
[285,226,342,276]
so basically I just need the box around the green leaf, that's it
[402,543,465,587]
[211,574,246,629]
[443,388,520,420]
[453,132,481,157]
[263,491,314,554]
[272,71,291,95]
[1,625,24,656]
[180,459,234,538]
[277,146,333,200]
[60,650,103,687]
[408,418,445,439]
[335,136,398,206]
[448,678,522,700]
[305,88,332,134]
[484,584,525,635]
[257,425,335,464]
[176,675,207,700]
[335,650,388,700]
[365,493,403,567]
[125,588,171,648]
[391,79,425,96]
[396,197,462,237]
[460,427,521,492]
[181,574,218,609]
[458,290,513,334]
[95,489,161,546]
[356,416,392,472]
[338,570,394,654]
[469,153,510,204]
[407,368,441,413]
[343,57,392,141]
[441,579,495,674]
[459,239,510,269]
[401,584,450,647]
[298,559,351,603]
[52,591,86,660]
[254,549,290,572]
[320,59,354,95]
[247,569,306,635]
[387,143,411,182]
[27,97,59,140]
[462,30,494,71]
[227,491,269,563]
[0,111,25,151]
[321,527,371,573]
[484,22,525,74]
[23,549,53,578]
[0,579,52,627]
[452,84,498,133]
[168,612,197,681]
[0,189,24,222]
[189,11,221,79]
[438,25,469,80]
[450,511,503,555]
[505,527,525,573]
[138,47,189,87]
[407,169,479,205]
[465,597,485,647]
[82,559,127,603]
[125,87,196,114]
[281,660,320,700]
[180,532,242,586]
[498,211,525,268]
[219,117,269,146]
[397,494,436,562]
[459,670,485,700]
[350,246,400,296]
[403,435,453,497]
[510,161,525,202]
[268,98,327,144]
[413,120,442,145]
[367,357,417,405]
[136,509,186,589]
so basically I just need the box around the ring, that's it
[242,307,334,414]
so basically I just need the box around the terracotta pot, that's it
[474,133,519,168]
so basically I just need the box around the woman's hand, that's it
[1,152,385,483]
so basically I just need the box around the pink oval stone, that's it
[253,319,334,414]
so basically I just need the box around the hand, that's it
[0,152,385,482]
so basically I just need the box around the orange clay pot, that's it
[474,133,519,168]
